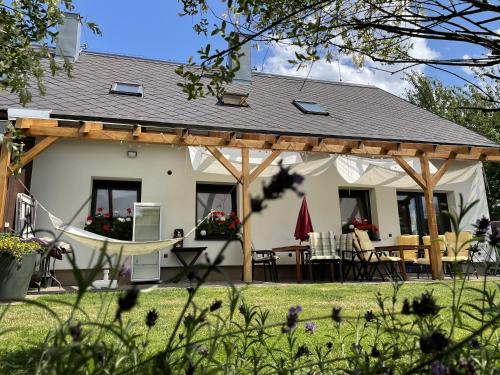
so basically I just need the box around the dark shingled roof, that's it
[0,51,497,147]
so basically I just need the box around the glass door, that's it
[397,192,451,240]
[131,203,161,282]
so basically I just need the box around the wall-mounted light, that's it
[127,150,137,158]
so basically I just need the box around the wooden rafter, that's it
[249,150,282,184]
[9,136,59,173]
[393,156,427,189]
[205,146,242,182]
[15,118,500,162]
[430,153,456,188]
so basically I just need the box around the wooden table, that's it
[375,245,430,281]
[272,245,310,283]
[171,247,207,268]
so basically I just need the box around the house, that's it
[0,14,498,284]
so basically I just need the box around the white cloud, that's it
[259,38,439,96]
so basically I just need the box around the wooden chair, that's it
[306,231,343,282]
[353,229,403,281]
[443,231,477,279]
[396,234,420,276]
[420,235,446,278]
[238,238,279,282]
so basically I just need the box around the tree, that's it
[406,72,500,220]
[0,0,99,105]
[177,0,500,109]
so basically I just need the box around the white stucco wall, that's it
[29,140,490,270]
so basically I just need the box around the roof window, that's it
[293,100,328,115]
[110,82,143,97]
[219,92,249,107]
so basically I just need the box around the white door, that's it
[131,203,161,282]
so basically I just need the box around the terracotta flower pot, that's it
[0,253,39,301]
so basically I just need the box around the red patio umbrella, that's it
[294,196,314,243]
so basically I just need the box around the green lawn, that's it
[0,280,497,372]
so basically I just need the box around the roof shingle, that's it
[0,51,497,147]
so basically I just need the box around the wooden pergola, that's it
[1,117,499,281]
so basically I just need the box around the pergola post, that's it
[394,155,456,280]
[420,155,443,279]
[205,146,281,282]
[0,138,11,231]
[241,148,252,282]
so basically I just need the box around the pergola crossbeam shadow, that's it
[2,117,499,282]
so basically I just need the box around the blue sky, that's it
[73,1,493,95]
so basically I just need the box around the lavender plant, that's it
[0,165,498,374]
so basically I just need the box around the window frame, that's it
[338,189,372,225]
[292,100,329,115]
[109,82,144,97]
[195,183,238,240]
[397,191,451,238]
[90,179,142,216]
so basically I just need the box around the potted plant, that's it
[343,218,381,241]
[0,234,42,301]
[196,211,241,240]
[84,208,133,240]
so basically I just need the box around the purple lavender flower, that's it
[198,346,209,356]
[282,305,302,333]
[431,361,449,375]
[118,264,131,278]
[305,321,316,335]
[473,216,490,242]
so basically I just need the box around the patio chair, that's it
[306,231,343,282]
[420,235,447,278]
[353,229,403,281]
[443,231,477,279]
[396,235,420,276]
[238,238,279,282]
[337,233,361,280]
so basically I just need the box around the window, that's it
[196,183,237,239]
[293,100,329,115]
[109,82,144,97]
[91,180,141,217]
[219,92,249,107]
[339,189,371,228]
[397,192,451,238]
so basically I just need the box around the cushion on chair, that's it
[414,258,431,265]
[445,231,472,258]
[396,235,419,260]
[354,229,375,251]
[309,231,339,260]
[442,256,468,263]
[422,235,447,258]
[379,255,402,262]
[335,233,353,253]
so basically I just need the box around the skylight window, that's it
[293,100,329,115]
[219,92,249,107]
[109,82,143,97]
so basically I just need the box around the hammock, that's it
[38,203,197,256]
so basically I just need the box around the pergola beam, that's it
[15,118,499,161]
[9,136,59,173]
[393,156,427,190]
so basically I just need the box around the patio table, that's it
[375,245,431,281]
[271,245,310,283]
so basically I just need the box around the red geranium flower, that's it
[127,208,132,215]
[105,212,111,218]
[87,215,93,220]
[97,207,103,212]
[102,224,110,232]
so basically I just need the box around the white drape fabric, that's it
[188,147,478,188]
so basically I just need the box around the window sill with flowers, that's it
[84,208,134,241]
[342,218,380,241]
[195,211,241,240]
